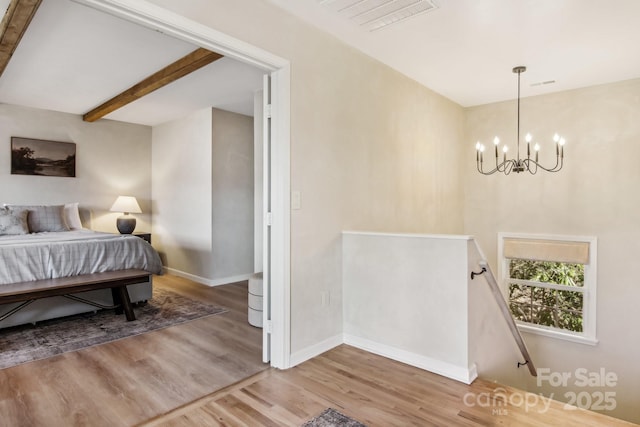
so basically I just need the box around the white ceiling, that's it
[266,0,640,107]
[0,0,265,126]
[2,0,639,126]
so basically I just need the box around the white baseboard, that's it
[164,267,252,287]
[289,334,343,367]
[343,334,478,385]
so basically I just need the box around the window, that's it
[498,233,597,345]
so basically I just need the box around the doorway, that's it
[74,0,291,368]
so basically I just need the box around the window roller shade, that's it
[503,238,590,264]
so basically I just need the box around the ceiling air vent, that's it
[318,0,439,32]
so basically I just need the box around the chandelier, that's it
[475,66,565,175]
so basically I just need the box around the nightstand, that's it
[132,232,151,244]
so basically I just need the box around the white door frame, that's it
[74,0,291,369]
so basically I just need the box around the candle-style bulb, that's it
[525,133,532,143]
[493,136,500,145]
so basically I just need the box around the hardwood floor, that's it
[141,345,636,427]
[1,276,635,426]
[0,274,267,427]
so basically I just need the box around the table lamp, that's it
[110,196,142,234]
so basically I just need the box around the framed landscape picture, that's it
[11,137,76,177]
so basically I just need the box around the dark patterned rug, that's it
[0,287,227,369]
[302,408,367,427]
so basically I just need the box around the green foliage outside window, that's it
[508,259,585,332]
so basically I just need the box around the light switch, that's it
[291,190,301,210]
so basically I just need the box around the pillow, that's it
[0,207,29,235]
[10,205,70,233]
[64,202,83,230]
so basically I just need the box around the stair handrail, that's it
[471,260,537,377]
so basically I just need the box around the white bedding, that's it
[0,230,163,285]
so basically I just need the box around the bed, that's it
[0,203,163,329]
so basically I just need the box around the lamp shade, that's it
[110,196,142,214]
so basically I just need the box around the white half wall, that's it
[342,231,476,383]
[289,232,540,387]
[0,103,152,231]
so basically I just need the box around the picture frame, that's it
[11,137,76,177]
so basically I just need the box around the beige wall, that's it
[0,103,152,231]
[146,0,465,353]
[6,1,638,423]
[140,1,638,422]
[464,78,640,423]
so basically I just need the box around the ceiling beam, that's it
[83,48,223,122]
[0,0,42,78]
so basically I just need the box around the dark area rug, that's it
[302,408,367,427]
[0,287,227,369]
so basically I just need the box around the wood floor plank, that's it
[145,345,637,427]
[2,275,636,426]
[0,275,267,427]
